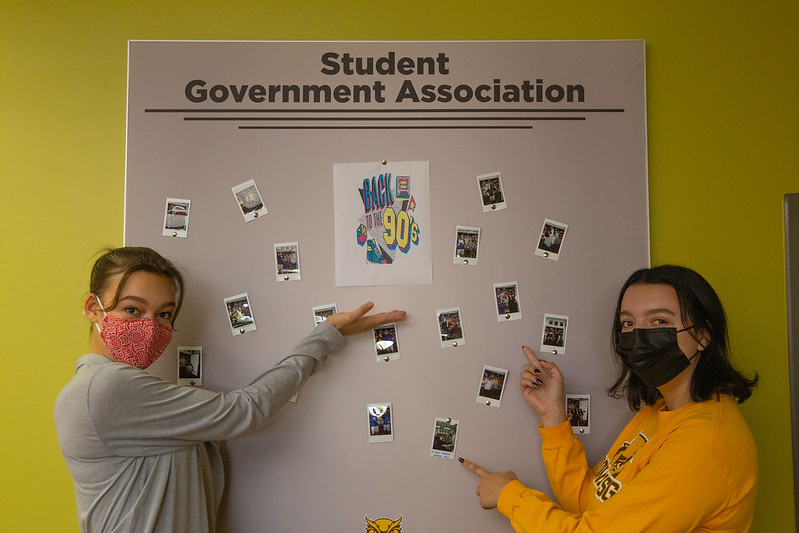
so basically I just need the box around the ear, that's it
[695,325,712,351]
[83,294,103,326]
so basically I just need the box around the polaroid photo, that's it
[430,417,459,460]
[374,323,400,362]
[162,198,191,238]
[232,179,268,222]
[367,403,394,443]
[541,313,569,355]
[535,218,568,261]
[476,172,507,212]
[274,242,301,281]
[177,346,202,386]
[494,281,522,322]
[436,307,466,348]
[566,394,590,434]
[224,293,257,336]
[476,365,509,408]
[312,303,338,326]
[453,225,481,265]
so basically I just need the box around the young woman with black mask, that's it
[461,265,758,532]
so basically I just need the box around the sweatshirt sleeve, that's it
[538,421,596,513]
[495,421,744,532]
[88,322,346,456]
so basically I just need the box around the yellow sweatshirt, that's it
[497,395,757,532]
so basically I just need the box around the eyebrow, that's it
[619,308,677,317]
[118,295,176,308]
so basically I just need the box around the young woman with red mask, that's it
[55,247,406,532]
[461,265,758,532]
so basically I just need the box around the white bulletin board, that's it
[125,40,649,532]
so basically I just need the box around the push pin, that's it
[552,350,558,355]
[491,204,497,210]
[543,251,549,257]
[381,160,387,165]
[253,212,259,218]
[505,314,511,320]
[446,418,452,423]
[190,380,196,386]
[579,428,585,434]
[284,275,290,281]
[452,341,458,347]
[172,231,178,237]
[463,259,469,264]
[485,400,491,406]
[384,356,390,362]
[240,328,246,334]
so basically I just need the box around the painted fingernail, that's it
[458,457,465,463]
[533,368,541,375]
[536,378,543,385]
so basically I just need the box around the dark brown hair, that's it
[89,247,185,327]
[608,265,757,410]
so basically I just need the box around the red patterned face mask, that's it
[94,296,173,369]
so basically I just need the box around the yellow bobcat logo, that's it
[365,516,402,532]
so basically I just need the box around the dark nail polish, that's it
[536,378,543,385]
[458,457,464,463]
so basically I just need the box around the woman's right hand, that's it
[520,346,568,427]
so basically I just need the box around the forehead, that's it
[620,283,680,315]
[106,270,176,300]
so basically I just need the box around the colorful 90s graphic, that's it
[356,173,420,264]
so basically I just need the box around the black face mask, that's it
[616,327,698,388]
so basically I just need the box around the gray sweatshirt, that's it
[54,322,345,533]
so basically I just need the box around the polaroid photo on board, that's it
[566,394,590,434]
[177,346,202,386]
[541,313,569,355]
[312,303,338,326]
[274,242,301,281]
[436,307,466,348]
[454,225,481,265]
[224,293,257,336]
[367,403,394,443]
[430,417,459,460]
[162,198,191,238]
[494,281,522,322]
[476,365,509,408]
[374,323,400,362]
[535,218,568,261]
[476,172,507,212]
[232,179,268,222]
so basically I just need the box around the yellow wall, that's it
[2,1,796,530]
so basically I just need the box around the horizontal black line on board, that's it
[184,116,585,122]
[238,125,534,130]
[145,108,624,114]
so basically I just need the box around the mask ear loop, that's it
[93,295,107,335]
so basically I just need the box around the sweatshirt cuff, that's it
[497,479,528,519]
[539,420,576,449]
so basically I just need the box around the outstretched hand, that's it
[520,346,568,427]
[325,302,406,336]
[460,458,518,510]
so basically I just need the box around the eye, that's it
[123,306,141,316]
[620,319,634,330]
[158,311,173,320]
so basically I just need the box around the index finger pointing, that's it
[522,345,542,365]
[459,457,490,479]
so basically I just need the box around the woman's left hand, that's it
[325,302,406,336]
[460,458,518,510]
